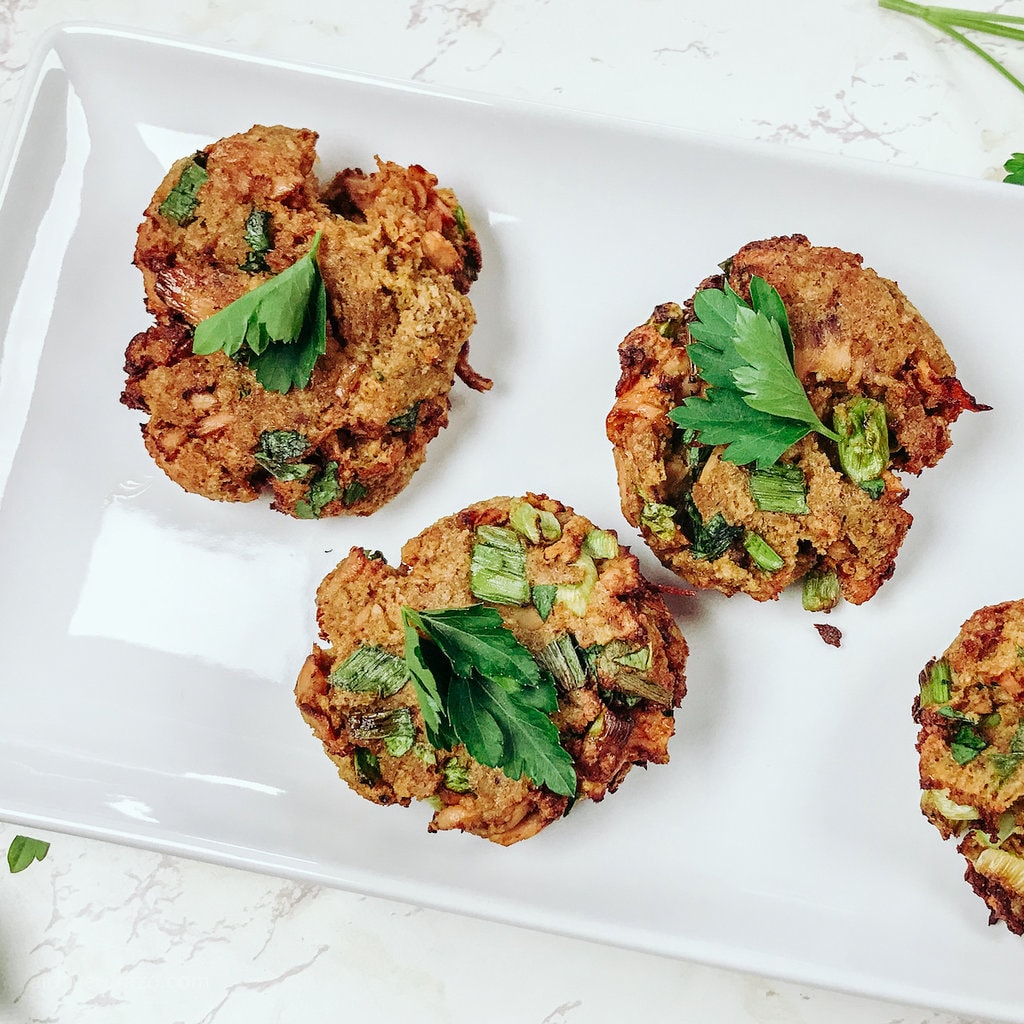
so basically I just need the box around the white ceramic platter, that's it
[2,24,1022,1020]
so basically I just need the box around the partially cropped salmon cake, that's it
[122,124,487,518]
[915,600,1024,935]
[606,234,985,608]
[295,494,689,845]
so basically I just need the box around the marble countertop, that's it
[2,2,1023,1022]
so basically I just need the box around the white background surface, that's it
[2,2,1024,1023]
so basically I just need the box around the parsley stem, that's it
[880,0,1024,97]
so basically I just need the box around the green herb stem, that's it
[881,0,1024,97]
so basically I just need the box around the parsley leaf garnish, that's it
[192,231,327,393]
[401,605,577,797]
[669,278,839,468]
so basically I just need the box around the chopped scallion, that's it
[743,529,785,573]
[581,529,619,560]
[442,757,473,793]
[350,708,416,757]
[555,553,598,616]
[470,525,530,605]
[802,568,840,612]
[747,463,809,514]
[535,633,588,691]
[834,397,889,486]
[640,500,677,540]
[329,645,411,697]
[586,641,671,705]
[919,658,952,707]
[509,498,562,544]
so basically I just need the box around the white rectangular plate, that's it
[2,24,1022,1020]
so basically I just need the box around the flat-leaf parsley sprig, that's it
[401,605,578,798]
[192,230,327,393]
[668,277,839,469]
[879,0,1024,183]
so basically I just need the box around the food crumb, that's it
[814,623,842,648]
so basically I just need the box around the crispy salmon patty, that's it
[123,124,487,518]
[916,600,1024,935]
[606,234,984,606]
[295,494,689,845]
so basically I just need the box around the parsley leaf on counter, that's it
[192,231,327,393]
[401,605,577,797]
[668,278,838,468]
[7,835,49,874]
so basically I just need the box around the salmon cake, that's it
[606,234,985,608]
[122,124,487,517]
[915,600,1024,935]
[295,494,689,845]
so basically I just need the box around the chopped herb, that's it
[802,568,840,612]
[748,463,810,514]
[951,724,989,765]
[453,205,468,236]
[536,633,588,691]
[470,526,530,606]
[640,499,678,540]
[834,397,889,488]
[743,529,785,572]
[7,835,49,874]
[158,155,208,224]
[240,207,273,273]
[329,645,411,697]
[402,605,577,797]
[581,529,619,560]
[860,478,886,499]
[442,757,473,792]
[919,658,952,707]
[253,429,315,481]
[388,402,421,431]
[342,479,368,506]
[509,498,562,544]
[352,748,381,785]
[990,724,1024,780]
[531,584,557,621]
[668,278,839,468]
[679,494,744,561]
[294,460,341,519]
[350,708,416,757]
[192,231,327,394]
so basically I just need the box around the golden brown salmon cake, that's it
[122,124,487,517]
[295,494,688,845]
[606,234,985,607]
[914,600,1024,935]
